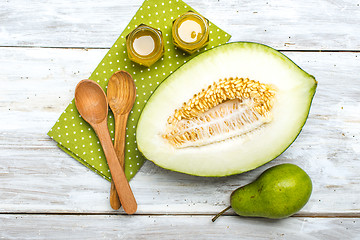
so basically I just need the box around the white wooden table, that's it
[1,0,360,239]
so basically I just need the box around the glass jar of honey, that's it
[126,24,164,67]
[172,11,210,54]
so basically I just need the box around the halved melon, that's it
[136,42,316,177]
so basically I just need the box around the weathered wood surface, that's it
[1,47,359,215]
[0,0,359,50]
[1,0,360,238]
[1,215,359,240]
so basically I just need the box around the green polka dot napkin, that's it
[48,0,231,181]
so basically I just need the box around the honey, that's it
[126,24,164,67]
[172,11,210,54]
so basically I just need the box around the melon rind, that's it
[136,42,317,177]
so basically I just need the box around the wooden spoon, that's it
[74,79,137,214]
[107,71,136,210]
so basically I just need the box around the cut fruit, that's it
[136,42,317,177]
[163,77,276,148]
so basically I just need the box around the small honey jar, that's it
[126,24,164,67]
[172,11,210,54]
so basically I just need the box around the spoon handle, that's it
[95,121,137,214]
[110,113,129,210]
[110,181,121,210]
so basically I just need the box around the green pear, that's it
[212,164,312,221]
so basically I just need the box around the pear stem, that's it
[212,206,231,222]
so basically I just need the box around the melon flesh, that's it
[136,42,316,177]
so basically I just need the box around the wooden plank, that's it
[0,215,359,239]
[0,47,105,114]
[0,0,359,50]
[0,47,360,214]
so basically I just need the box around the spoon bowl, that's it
[75,80,108,124]
[108,71,136,115]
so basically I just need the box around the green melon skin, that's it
[230,163,312,219]
[136,42,317,177]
